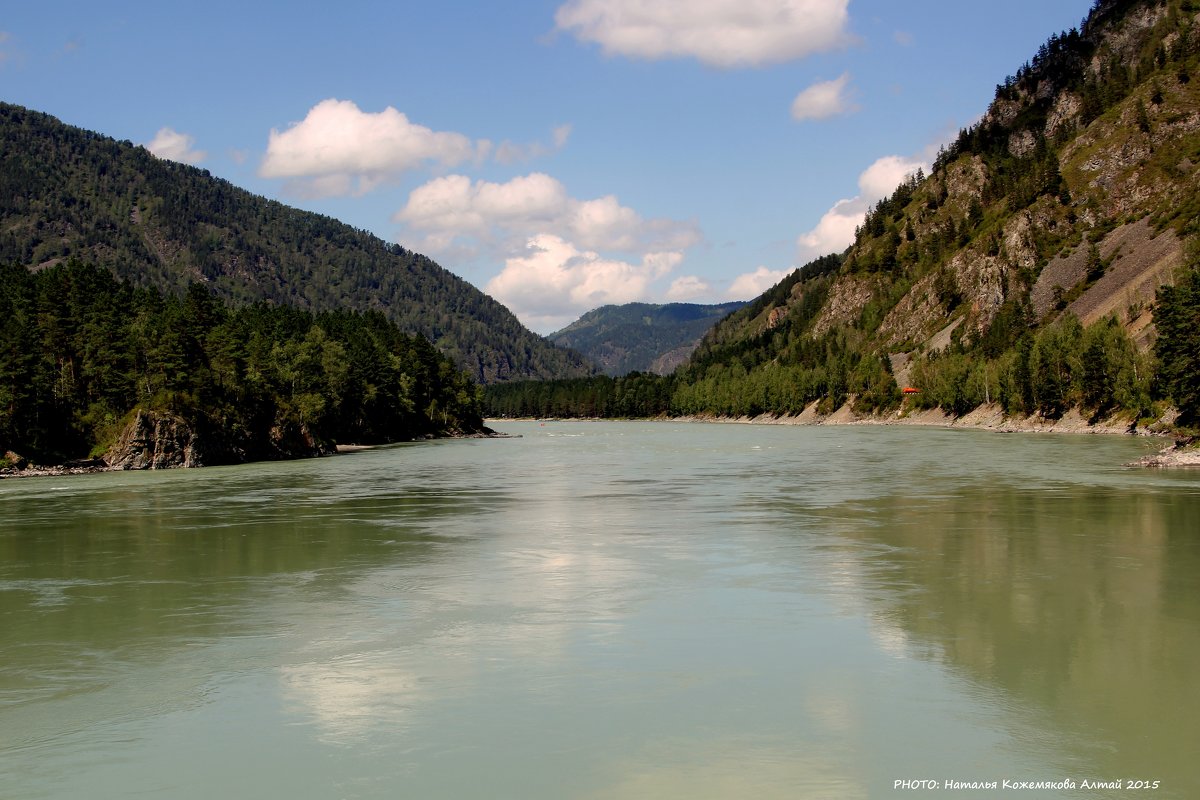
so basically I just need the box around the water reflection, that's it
[752,442,1200,798]
[860,486,1199,795]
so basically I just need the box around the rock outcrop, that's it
[105,410,207,470]
[104,409,334,470]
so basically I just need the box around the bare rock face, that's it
[106,410,205,470]
[105,410,333,470]
[811,277,875,336]
[1044,92,1082,139]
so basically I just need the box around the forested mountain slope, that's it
[486,0,1200,426]
[549,301,747,376]
[0,103,593,384]
[678,0,1199,419]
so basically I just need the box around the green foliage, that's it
[911,352,987,417]
[1154,258,1200,424]
[484,373,675,419]
[905,311,1151,421]
[1030,315,1084,416]
[1081,316,1151,418]
[0,261,484,462]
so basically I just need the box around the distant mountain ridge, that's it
[549,301,747,376]
[0,103,593,384]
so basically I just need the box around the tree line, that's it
[0,261,484,464]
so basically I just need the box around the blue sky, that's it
[3,1,1093,332]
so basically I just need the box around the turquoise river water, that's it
[1,420,1197,799]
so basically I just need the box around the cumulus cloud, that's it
[146,127,207,164]
[796,153,927,261]
[259,98,478,197]
[727,266,793,299]
[260,100,571,196]
[857,155,922,198]
[796,197,867,259]
[666,275,710,301]
[485,235,684,332]
[395,172,700,257]
[791,73,858,122]
[554,0,851,68]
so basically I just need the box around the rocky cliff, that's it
[104,409,332,470]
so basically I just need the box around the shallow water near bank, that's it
[1,421,1197,799]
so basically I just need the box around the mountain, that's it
[486,0,1200,426]
[548,301,747,376]
[675,0,1199,417]
[0,103,593,384]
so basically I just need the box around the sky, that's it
[2,1,1094,333]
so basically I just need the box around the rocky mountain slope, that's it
[549,301,746,376]
[0,103,593,384]
[684,0,1198,418]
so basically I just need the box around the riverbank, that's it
[673,402,1200,467]
[1129,437,1200,467]
[0,427,508,480]
[675,400,1158,436]
[494,400,1200,467]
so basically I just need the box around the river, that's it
[1,420,1197,799]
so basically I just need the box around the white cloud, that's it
[727,266,792,299]
[796,197,868,259]
[397,174,703,330]
[554,0,851,68]
[395,172,700,257]
[796,154,927,261]
[146,127,207,164]
[893,30,914,47]
[259,98,477,197]
[485,235,684,332]
[857,154,924,200]
[790,73,858,122]
[666,275,710,301]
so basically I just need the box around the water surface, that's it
[1,421,1197,798]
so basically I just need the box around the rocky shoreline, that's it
[496,400,1200,468]
[1,417,507,481]
[675,400,1159,435]
[1127,438,1200,467]
[672,401,1200,467]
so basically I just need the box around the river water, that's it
[1,420,1197,799]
